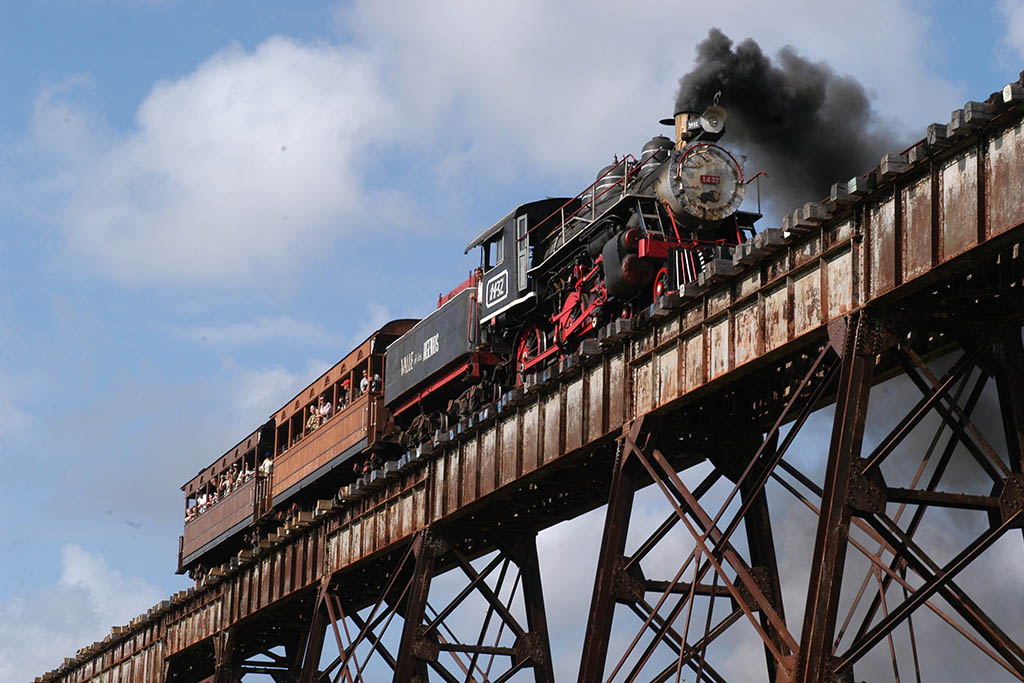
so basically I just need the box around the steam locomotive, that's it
[384,102,760,443]
[178,100,760,576]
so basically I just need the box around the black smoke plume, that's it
[675,28,900,217]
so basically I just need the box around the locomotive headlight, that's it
[672,143,745,223]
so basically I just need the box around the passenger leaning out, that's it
[338,380,350,410]
[259,454,273,477]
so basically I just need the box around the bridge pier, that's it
[292,527,555,683]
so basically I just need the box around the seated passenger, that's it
[306,407,319,433]
[338,381,350,410]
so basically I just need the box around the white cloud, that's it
[232,364,304,425]
[22,2,967,289]
[39,37,395,285]
[181,315,332,347]
[341,0,963,178]
[0,545,161,682]
[1002,0,1024,63]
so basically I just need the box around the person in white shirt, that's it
[359,371,369,394]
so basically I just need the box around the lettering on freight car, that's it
[423,334,439,361]
[400,350,418,376]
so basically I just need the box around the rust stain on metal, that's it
[479,427,496,496]
[499,415,519,484]
[446,450,460,513]
[766,251,788,282]
[633,358,654,417]
[734,300,761,366]
[460,438,477,503]
[709,317,730,379]
[987,121,1024,236]
[794,235,821,268]
[708,288,731,317]
[657,344,678,406]
[826,248,855,319]
[903,175,932,278]
[565,378,584,452]
[683,333,703,391]
[764,284,789,351]
[941,148,979,258]
[870,197,897,295]
[542,391,561,464]
[738,268,762,299]
[608,352,625,427]
[587,364,605,442]
[521,402,538,473]
[658,315,680,342]
[794,265,823,335]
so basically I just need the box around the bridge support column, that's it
[393,531,440,683]
[578,423,643,683]
[991,328,1024,545]
[577,336,843,683]
[723,432,789,683]
[393,528,556,683]
[797,313,878,683]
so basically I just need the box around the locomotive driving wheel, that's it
[514,322,545,384]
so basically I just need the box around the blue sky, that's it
[2,1,1024,680]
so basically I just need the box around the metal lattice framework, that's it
[38,84,1024,683]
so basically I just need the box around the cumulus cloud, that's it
[232,364,306,425]
[38,37,395,285]
[342,0,960,180]
[0,545,161,682]
[1002,0,1024,62]
[181,315,332,347]
[19,1,965,289]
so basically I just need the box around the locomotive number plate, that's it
[700,175,721,184]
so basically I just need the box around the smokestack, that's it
[672,28,902,215]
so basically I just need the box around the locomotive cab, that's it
[464,197,576,324]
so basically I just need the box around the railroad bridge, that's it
[38,83,1024,682]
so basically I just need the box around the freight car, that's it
[177,320,415,574]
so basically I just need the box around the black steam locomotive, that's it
[384,102,761,443]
